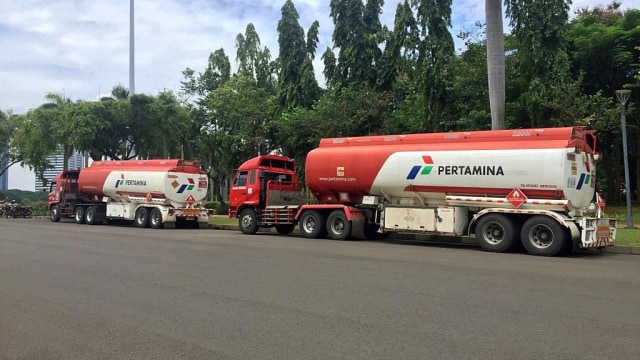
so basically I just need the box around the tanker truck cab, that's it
[230,154,304,235]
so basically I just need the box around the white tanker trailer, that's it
[48,159,212,229]
[230,127,616,256]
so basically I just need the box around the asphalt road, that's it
[1,218,639,360]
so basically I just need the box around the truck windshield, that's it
[233,171,248,187]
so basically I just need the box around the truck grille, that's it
[262,207,297,224]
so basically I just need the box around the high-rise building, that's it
[34,150,86,191]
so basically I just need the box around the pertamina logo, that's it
[171,178,196,193]
[576,157,592,190]
[406,156,434,180]
[115,174,147,188]
[406,154,505,179]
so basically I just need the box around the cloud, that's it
[2,0,638,191]
[1,0,638,114]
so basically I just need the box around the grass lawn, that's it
[209,215,238,226]
[603,204,640,247]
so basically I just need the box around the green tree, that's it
[11,105,61,184]
[567,4,639,96]
[327,0,383,87]
[276,0,320,111]
[236,23,276,90]
[412,0,455,130]
[203,76,277,200]
[376,0,418,91]
[505,0,571,127]
[565,4,640,201]
[0,110,21,177]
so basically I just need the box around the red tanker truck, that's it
[47,159,213,229]
[229,126,617,256]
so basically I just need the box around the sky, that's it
[1,0,639,190]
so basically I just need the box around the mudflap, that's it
[349,208,366,239]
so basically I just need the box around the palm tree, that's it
[486,0,505,130]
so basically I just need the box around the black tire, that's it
[74,207,86,224]
[326,210,352,240]
[150,208,164,229]
[239,208,258,235]
[135,207,150,228]
[520,216,567,256]
[50,205,61,222]
[275,224,295,235]
[85,206,96,225]
[23,209,32,219]
[475,214,518,253]
[299,210,326,239]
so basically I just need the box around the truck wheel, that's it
[135,207,150,228]
[150,208,164,229]
[50,205,61,222]
[475,214,517,252]
[326,210,352,240]
[74,207,86,224]
[275,224,295,235]
[85,206,96,225]
[239,208,258,235]
[300,210,326,239]
[520,216,567,256]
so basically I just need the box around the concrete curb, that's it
[210,224,640,255]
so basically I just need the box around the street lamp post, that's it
[615,89,634,229]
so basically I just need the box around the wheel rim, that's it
[302,216,316,233]
[151,211,161,226]
[481,221,505,245]
[330,217,346,235]
[137,211,146,224]
[51,207,58,219]
[87,210,93,223]
[527,224,554,249]
[241,215,253,230]
[75,210,82,221]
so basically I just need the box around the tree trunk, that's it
[486,0,505,130]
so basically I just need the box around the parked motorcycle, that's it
[3,204,32,218]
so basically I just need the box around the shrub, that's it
[28,201,48,216]
[204,201,230,215]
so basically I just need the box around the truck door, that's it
[230,170,249,207]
